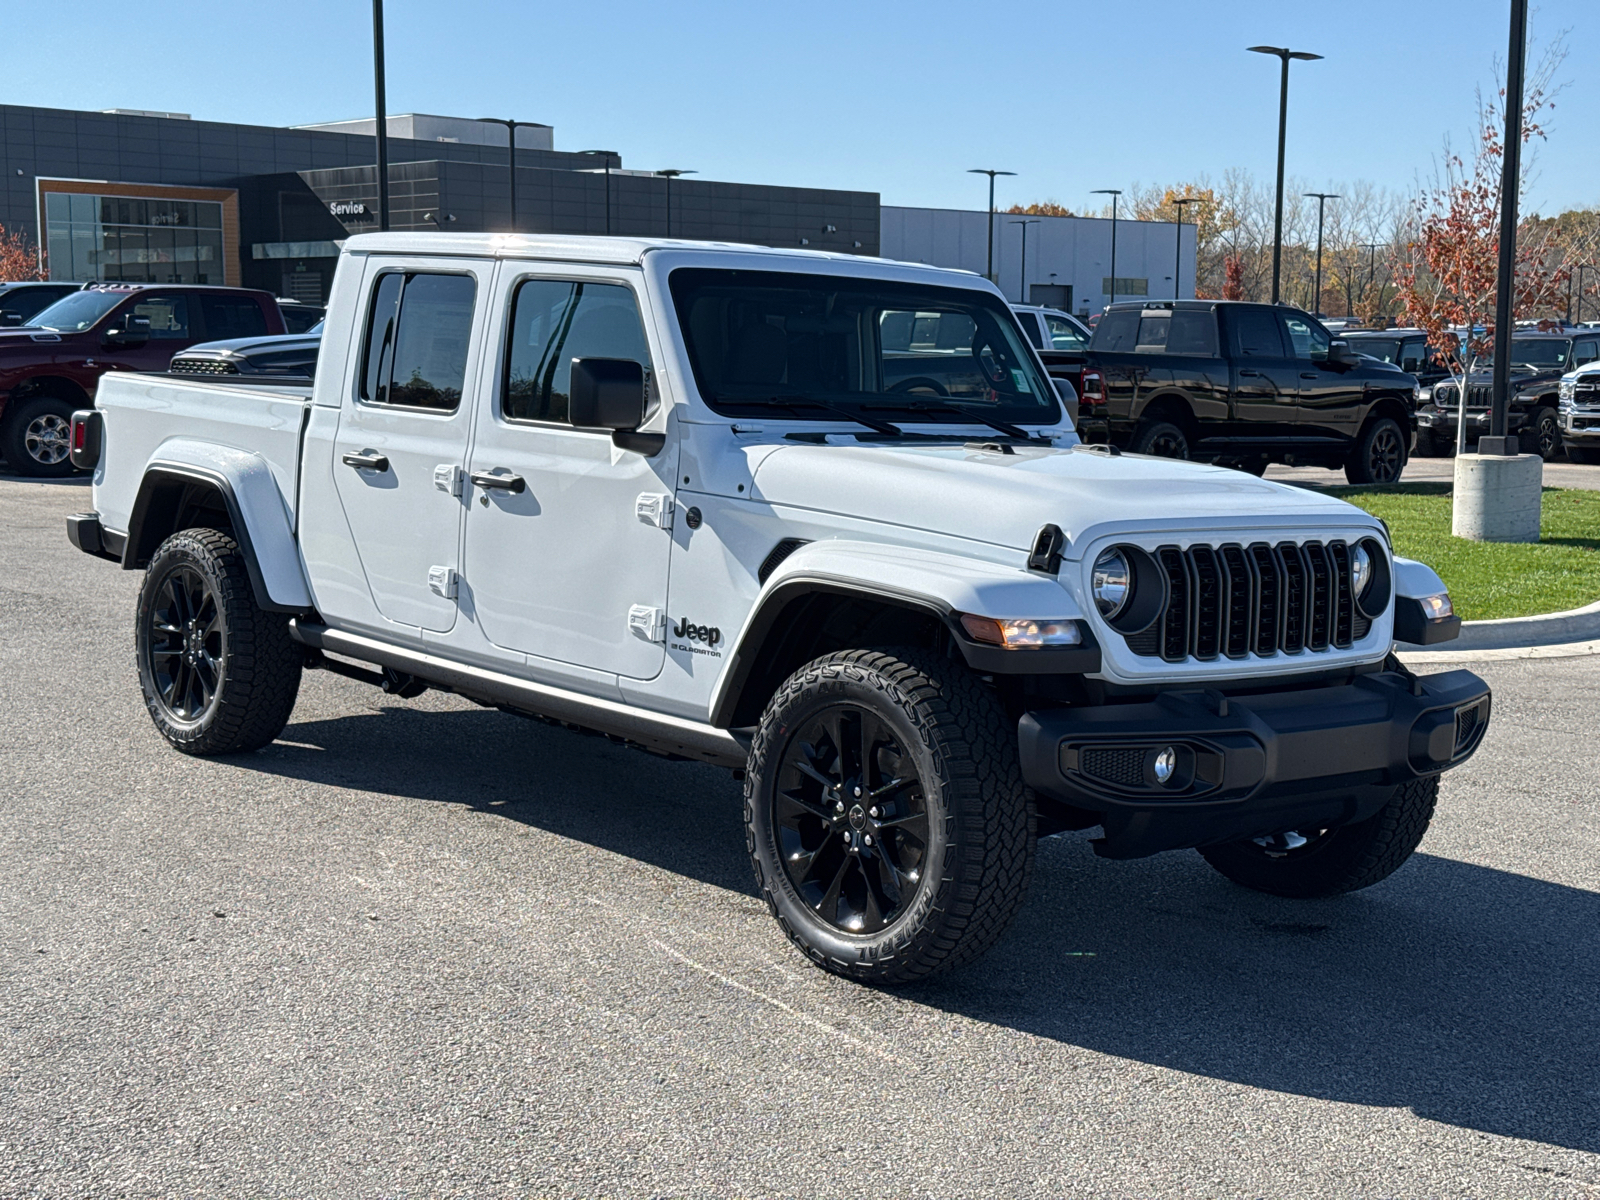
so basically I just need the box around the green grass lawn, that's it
[1313,483,1600,621]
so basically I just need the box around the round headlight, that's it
[1350,543,1373,599]
[1092,548,1132,619]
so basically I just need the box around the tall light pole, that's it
[1172,195,1200,300]
[1303,191,1340,315]
[372,0,389,231]
[1487,0,1528,456]
[1009,218,1039,303]
[1577,264,1593,325]
[1091,189,1122,306]
[968,168,1015,282]
[580,150,619,235]
[1248,45,1323,304]
[656,169,696,237]
[477,118,542,233]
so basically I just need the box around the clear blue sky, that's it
[6,0,1596,215]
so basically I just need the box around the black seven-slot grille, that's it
[1124,540,1371,662]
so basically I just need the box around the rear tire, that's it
[745,647,1035,985]
[1198,775,1439,898]
[135,528,302,755]
[1345,416,1407,484]
[1130,420,1190,460]
[2,395,78,478]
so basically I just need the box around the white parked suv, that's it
[66,233,1489,984]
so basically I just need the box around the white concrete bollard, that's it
[1451,453,1543,542]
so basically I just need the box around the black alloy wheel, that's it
[1531,408,1562,461]
[143,563,224,724]
[1346,416,1406,484]
[773,704,929,935]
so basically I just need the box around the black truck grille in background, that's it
[170,359,239,376]
[1435,383,1491,408]
[1126,541,1370,662]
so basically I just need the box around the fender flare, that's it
[708,540,1099,728]
[125,441,312,613]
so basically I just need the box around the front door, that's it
[1281,311,1363,442]
[461,268,674,680]
[94,292,198,383]
[332,259,490,633]
[1225,305,1300,442]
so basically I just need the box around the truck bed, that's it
[92,371,312,542]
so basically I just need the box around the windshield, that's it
[29,290,124,333]
[668,268,1061,426]
[1501,339,1571,369]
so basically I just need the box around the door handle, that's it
[1300,372,1320,380]
[342,451,390,472]
[470,470,526,493]
[1238,369,1262,378]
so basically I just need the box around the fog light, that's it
[1153,746,1177,785]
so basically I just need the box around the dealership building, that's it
[1,103,1186,314]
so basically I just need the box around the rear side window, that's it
[1045,314,1088,351]
[1233,308,1286,357]
[1166,311,1218,356]
[132,295,190,339]
[1091,310,1139,351]
[504,278,651,424]
[200,296,268,340]
[1015,312,1044,349]
[359,272,476,411]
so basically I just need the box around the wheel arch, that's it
[125,447,312,613]
[1134,391,1197,433]
[5,374,92,413]
[1359,394,1413,439]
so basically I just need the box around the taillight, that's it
[1080,368,1106,406]
[69,409,101,471]
[72,418,87,451]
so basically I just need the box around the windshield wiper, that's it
[755,397,903,436]
[875,399,1038,441]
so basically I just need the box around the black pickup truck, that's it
[1077,300,1420,483]
[1421,331,1599,460]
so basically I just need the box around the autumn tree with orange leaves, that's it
[0,222,45,282]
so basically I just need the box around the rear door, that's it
[1223,306,1299,441]
[1280,311,1362,442]
[331,258,491,633]
[460,266,674,680]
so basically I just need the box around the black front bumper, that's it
[1018,668,1490,859]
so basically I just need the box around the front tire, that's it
[1528,407,1562,461]
[1345,416,1407,484]
[1198,775,1439,898]
[745,648,1035,985]
[2,395,78,478]
[135,528,303,755]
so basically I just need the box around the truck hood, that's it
[748,441,1375,557]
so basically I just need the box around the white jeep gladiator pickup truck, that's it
[66,232,1489,984]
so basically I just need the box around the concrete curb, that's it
[1422,597,1600,653]
[1399,638,1600,665]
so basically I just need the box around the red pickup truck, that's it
[0,282,285,477]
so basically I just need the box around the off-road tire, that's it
[1345,416,1408,484]
[1,395,78,478]
[745,648,1035,985]
[1529,407,1563,462]
[1198,775,1439,898]
[135,528,302,755]
[1130,420,1190,460]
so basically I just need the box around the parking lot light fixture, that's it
[580,150,620,235]
[371,0,389,232]
[1172,196,1200,300]
[1091,189,1122,305]
[968,169,1016,282]
[1303,192,1340,316]
[1009,219,1040,304]
[478,118,543,233]
[1248,45,1323,304]
[656,169,696,237]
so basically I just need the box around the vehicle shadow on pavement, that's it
[259,703,1599,1156]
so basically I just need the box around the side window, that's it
[1233,308,1286,357]
[1281,313,1330,361]
[359,271,476,411]
[1015,312,1044,350]
[199,296,268,340]
[1045,314,1089,351]
[131,295,190,339]
[1166,311,1218,356]
[1090,310,1139,352]
[1400,340,1426,372]
[1134,315,1170,351]
[504,278,651,424]
[1575,340,1598,366]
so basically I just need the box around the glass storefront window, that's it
[43,190,226,285]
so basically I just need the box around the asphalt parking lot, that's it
[1268,453,1600,490]
[2,474,1598,1199]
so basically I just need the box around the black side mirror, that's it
[570,357,662,453]
[104,314,152,347]
[1328,340,1361,366]
[0,310,22,327]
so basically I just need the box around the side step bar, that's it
[289,620,750,769]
